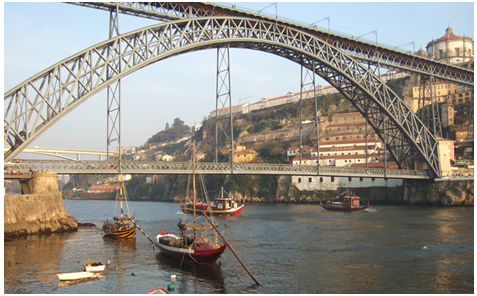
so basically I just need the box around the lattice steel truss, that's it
[417,76,442,139]
[4,17,444,176]
[298,62,319,165]
[5,159,432,179]
[214,45,234,164]
[107,6,122,161]
[69,2,474,86]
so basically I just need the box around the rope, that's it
[121,210,155,245]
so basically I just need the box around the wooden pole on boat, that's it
[202,212,262,286]
[192,141,197,237]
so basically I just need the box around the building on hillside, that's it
[292,161,403,190]
[453,126,473,143]
[286,145,313,159]
[87,184,120,194]
[293,154,374,166]
[221,144,247,155]
[209,103,250,118]
[234,149,257,163]
[192,123,202,132]
[426,26,474,66]
[162,155,174,162]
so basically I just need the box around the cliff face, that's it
[4,171,78,238]
[407,180,474,206]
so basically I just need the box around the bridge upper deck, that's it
[71,2,473,85]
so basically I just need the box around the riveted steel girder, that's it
[5,159,432,179]
[4,17,441,176]
[69,2,474,86]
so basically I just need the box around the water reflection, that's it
[4,233,69,293]
[154,252,227,293]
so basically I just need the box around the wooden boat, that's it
[83,260,105,272]
[102,172,136,239]
[154,141,227,265]
[181,187,245,216]
[321,191,369,211]
[145,285,171,294]
[57,271,96,281]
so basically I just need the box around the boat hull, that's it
[155,235,226,265]
[83,260,105,272]
[102,224,136,238]
[57,272,96,281]
[320,204,368,211]
[181,204,245,216]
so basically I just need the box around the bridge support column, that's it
[299,62,319,167]
[106,4,122,162]
[215,44,234,167]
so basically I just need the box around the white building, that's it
[426,27,474,65]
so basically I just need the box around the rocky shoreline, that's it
[64,180,474,207]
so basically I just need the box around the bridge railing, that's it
[5,160,432,179]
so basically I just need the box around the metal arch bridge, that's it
[5,159,431,180]
[4,2,474,179]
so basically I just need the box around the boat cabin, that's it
[344,196,360,208]
[213,198,240,210]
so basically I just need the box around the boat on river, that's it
[57,271,97,281]
[102,170,136,238]
[83,260,105,272]
[321,191,369,211]
[180,187,245,216]
[154,142,227,265]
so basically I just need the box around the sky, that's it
[3,1,474,160]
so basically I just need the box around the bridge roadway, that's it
[5,160,431,180]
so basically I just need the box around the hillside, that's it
[65,78,417,202]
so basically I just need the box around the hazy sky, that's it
[4,1,474,159]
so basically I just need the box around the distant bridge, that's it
[5,160,431,180]
[3,147,109,161]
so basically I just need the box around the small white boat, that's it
[83,260,105,272]
[57,271,96,281]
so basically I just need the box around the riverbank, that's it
[61,179,473,206]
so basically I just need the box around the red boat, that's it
[181,188,245,216]
[321,193,369,211]
[155,142,227,265]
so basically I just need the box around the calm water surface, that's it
[4,200,474,293]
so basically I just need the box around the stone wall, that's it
[4,171,78,238]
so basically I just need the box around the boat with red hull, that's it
[155,142,227,265]
[181,188,245,216]
[321,193,369,211]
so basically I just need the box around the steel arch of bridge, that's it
[4,16,440,176]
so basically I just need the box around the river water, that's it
[4,200,474,294]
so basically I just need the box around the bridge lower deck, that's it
[5,160,433,180]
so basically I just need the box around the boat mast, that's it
[192,141,197,225]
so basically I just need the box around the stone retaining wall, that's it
[4,171,78,238]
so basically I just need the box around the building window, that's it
[371,177,375,181]
[331,177,335,182]
[348,177,352,181]
[320,177,323,183]
[309,178,312,183]
[298,178,301,183]
[360,177,363,181]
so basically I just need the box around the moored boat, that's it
[83,260,105,272]
[154,141,227,265]
[102,172,136,239]
[181,187,245,216]
[57,271,97,281]
[321,191,369,211]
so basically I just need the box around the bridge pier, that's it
[4,171,78,238]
